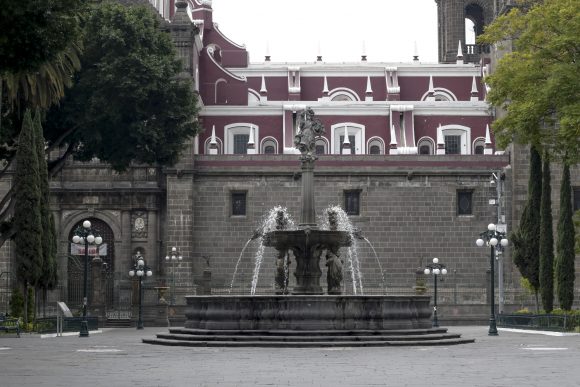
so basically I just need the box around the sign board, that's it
[57,302,73,317]
[496,223,507,234]
[70,243,108,256]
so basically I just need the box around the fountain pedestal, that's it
[264,230,351,295]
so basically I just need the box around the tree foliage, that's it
[556,164,576,310]
[44,2,201,171]
[0,0,84,73]
[478,0,580,163]
[12,110,43,289]
[512,146,542,292]
[33,111,58,291]
[539,154,554,312]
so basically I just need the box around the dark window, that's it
[339,135,356,154]
[457,191,473,215]
[369,145,381,155]
[474,145,485,154]
[233,134,249,154]
[445,135,461,155]
[574,187,580,212]
[315,144,325,155]
[419,145,431,155]
[344,190,360,216]
[232,192,247,216]
[264,145,275,154]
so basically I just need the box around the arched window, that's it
[260,137,278,154]
[224,124,259,154]
[204,137,223,154]
[367,137,385,155]
[473,137,485,155]
[417,137,435,155]
[315,138,329,155]
[421,88,457,102]
[328,88,360,102]
[331,123,365,154]
[438,125,472,155]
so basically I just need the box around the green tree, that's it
[44,2,200,171]
[12,110,43,324]
[33,111,58,314]
[539,154,554,312]
[0,2,200,248]
[478,0,580,163]
[0,0,83,73]
[511,146,542,309]
[556,163,576,310]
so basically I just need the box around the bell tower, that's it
[435,0,495,63]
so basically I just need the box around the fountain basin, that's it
[184,295,431,330]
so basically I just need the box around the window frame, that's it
[457,190,474,216]
[231,191,247,216]
[344,190,361,216]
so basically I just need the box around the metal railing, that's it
[498,314,580,332]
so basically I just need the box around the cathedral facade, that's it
[1,0,578,324]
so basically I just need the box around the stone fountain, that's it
[143,108,474,346]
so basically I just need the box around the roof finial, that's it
[436,124,445,155]
[209,125,218,155]
[322,75,329,95]
[484,124,493,154]
[470,76,479,101]
[342,125,352,155]
[426,75,435,101]
[317,41,322,62]
[456,40,464,64]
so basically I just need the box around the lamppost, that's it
[476,223,508,336]
[165,247,182,305]
[423,258,447,328]
[129,251,153,330]
[71,220,103,337]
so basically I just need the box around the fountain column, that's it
[299,157,317,229]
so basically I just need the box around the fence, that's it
[498,314,580,333]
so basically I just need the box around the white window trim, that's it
[215,78,227,104]
[421,87,457,102]
[331,123,365,155]
[438,125,471,155]
[472,136,486,154]
[260,136,279,154]
[328,87,361,102]
[224,124,260,154]
[315,137,330,155]
[248,89,260,105]
[416,136,435,155]
[204,137,223,154]
[366,136,385,155]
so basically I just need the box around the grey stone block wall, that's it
[191,157,515,299]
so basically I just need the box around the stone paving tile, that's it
[0,326,579,387]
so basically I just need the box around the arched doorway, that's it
[67,218,119,315]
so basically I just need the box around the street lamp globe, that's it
[86,234,95,243]
[501,239,509,247]
[441,268,448,275]
[476,238,484,247]
[95,236,103,245]
[72,235,81,244]
[490,238,498,246]
[83,220,91,229]
[424,268,430,275]
[488,223,496,231]
[433,258,439,264]
[129,270,135,277]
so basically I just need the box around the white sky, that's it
[210,0,445,64]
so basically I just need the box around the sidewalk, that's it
[0,326,578,387]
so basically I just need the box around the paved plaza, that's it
[0,326,579,386]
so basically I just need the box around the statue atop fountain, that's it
[294,107,325,161]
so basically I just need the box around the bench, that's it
[0,315,21,337]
